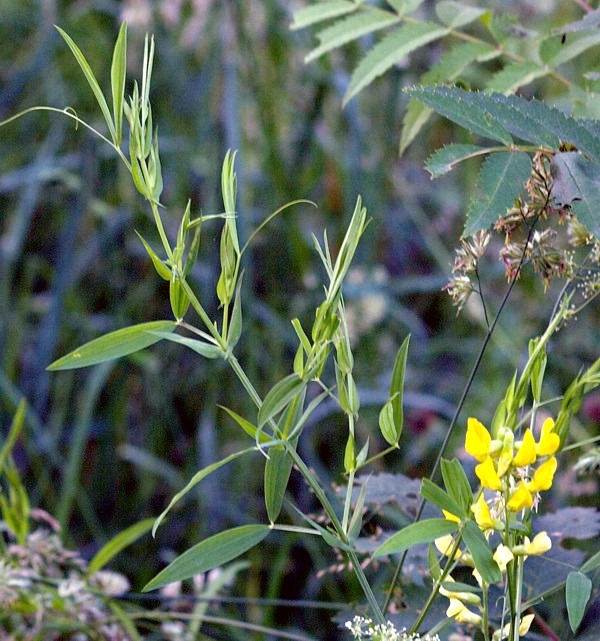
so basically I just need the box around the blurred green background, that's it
[0,0,598,638]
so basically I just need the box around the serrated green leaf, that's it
[551,152,600,238]
[485,60,547,95]
[344,22,448,105]
[305,8,398,63]
[89,518,154,574]
[152,448,256,536]
[425,144,489,177]
[407,86,515,145]
[258,373,306,428]
[148,331,222,359]
[461,519,502,584]
[464,150,531,236]
[47,320,177,370]
[374,518,458,557]
[436,1,486,28]
[111,22,127,147]
[291,1,357,30]
[420,478,466,520]
[566,571,592,632]
[144,525,270,592]
[541,29,600,67]
[56,26,117,144]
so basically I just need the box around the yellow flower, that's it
[471,494,496,530]
[507,482,533,511]
[440,577,481,606]
[466,418,492,462]
[475,456,503,491]
[513,428,537,467]
[434,534,462,561]
[493,544,514,572]
[443,509,462,524]
[494,613,535,640]
[536,417,560,456]
[528,456,557,493]
[446,598,482,626]
[525,531,552,555]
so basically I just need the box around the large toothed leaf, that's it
[374,518,458,557]
[343,22,449,105]
[485,60,547,95]
[551,152,600,238]
[143,525,270,592]
[290,1,358,30]
[464,150,531,237]
[47,321,177,370]
[305,8,398,63]
[425,144,489,178]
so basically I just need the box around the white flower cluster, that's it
[345,616,440,641]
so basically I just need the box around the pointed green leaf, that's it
[143,524,270,591]
[580,549,600,574]
[420,478,466,520]
[551,152,600,238]
[148,331,222,360]
[344,22,448,105]
[436,1,486,28]
[258,373,306,428]
[566,571,592,632]
[461,519,502,584]
[152,448,256,536]
[407,86,514,145]
[464,150,531,236]
[425,144,489,177]
[291,1,358,30]
[136,231,171,280]
[485,60,547,95]
[47,321,177,370]
[374,518,458,557]
[379,399,397,446]
[0,400,26,474]
[540,29,600,67]
[227,277,243,352]
[89,517,155,574]
[440,459,473,514]
[379,334,410,445]
[219,406,270,443]
[305,8,398,63]
[56,26,116,143]
[264,446,294,523]
[111,22,127,146]
[288,502,355,552]
[348,480,368,542]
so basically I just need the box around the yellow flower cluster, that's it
[466,417,559,518]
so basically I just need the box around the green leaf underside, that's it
[152,447,256,536]
[143,524,270,592]
[409,86,600,161]
[148,330,222,359]
[426,144,489,177]
[374,518,458,557]
[551,152,600,238]
[465,150,532,236]
[485,60,548,95]
[462,519,502,584]
[47,320,177,370]
[400,41,496,154]
[305,9,398,62]
[258,373,306,428]
[566,571,592,632]
[344,22,449,105]
[89,518,155,574]
[291,0,357,31]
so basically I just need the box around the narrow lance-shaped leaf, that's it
[152,447,256,536]
[147,330,222,360]
[219,406,270,444]
[47,321,177,371]
[89,517,155,574]
[344,22,449,105]
[110,22,127,146]
[0,400,26,474]
[379,335,410,445]
[290,1,358,30]
[56,26,117,144]
[374,518,458,557]
[258,373,306,428]
[143,525,270,592]
[264,446,294,524]
[464,150,531,237]
[461,519,502,584]
[420,478,466,521]
[566,571,592,632]
[441,458,473,515]
[305,9,398,63]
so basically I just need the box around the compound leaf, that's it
[291,1,358,30]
